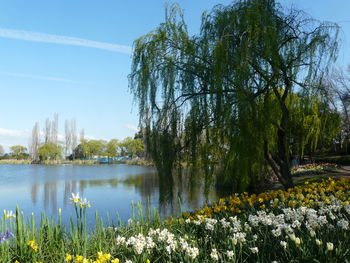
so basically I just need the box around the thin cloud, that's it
[0,28,132,54]
[125,124,139,132]
[0,71,80,83]
[0,128,30,138]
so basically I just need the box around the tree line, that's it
[0,115,144,162]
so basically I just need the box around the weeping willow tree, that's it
[129,0,339,190]
[290,95,341,162]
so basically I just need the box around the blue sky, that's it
[0,0,349,151]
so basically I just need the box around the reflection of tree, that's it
[26,167,223,221]
[31,184,39,204]
[43,182,57,212]
[64,181,79,206]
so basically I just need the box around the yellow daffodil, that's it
[27,240,38,251]
[65,254,73,261]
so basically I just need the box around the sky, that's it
[0,0,349,152]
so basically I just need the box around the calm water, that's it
[0,164,222,226]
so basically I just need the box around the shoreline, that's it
[0,158,153,166]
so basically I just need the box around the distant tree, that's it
[80,129,85,143]
[45,118,52,143]
[0,145,4,157]
[29,122,40,161]
[326,67,350,154]
[71,119,78,159]
[87,140,107,157]
[10,145,27,159]
[65,120,72,157]
[72,140,88,159]
[120,137,143,159]
[52,113,59,144]
[38,142,63,161]
[106,139,119,160]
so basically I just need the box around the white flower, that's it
[186,247,199,259]
[4,210,16,219]
[205,223,215,231]
[125,260,132,263]
[226,250,234,259]
[116,235,126,245]
[231,237,238,245]
[326,242,334,251]
[250,247,259,254]
[210,249,219,261]
[79,198,91,208]
[69,192,81,203]
[316,239,322,246]
[337,219,349,230]
[280,241,287,249]
[294,237,301,245]
[309,230,316,237]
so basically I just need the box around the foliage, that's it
[38,142,63,161]
[10,145,28,160]
[106,139,119,159]
[120,137,143,159]
[0,145,4,157]
[290,96,341,159]
[129,0,339,190]
[74,139,107,158]
[1,178,350,262]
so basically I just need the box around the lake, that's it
[0,164,224,226]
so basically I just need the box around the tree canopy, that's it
[10,145,27,160]
[129,0,339,190]
[38,143,63,161]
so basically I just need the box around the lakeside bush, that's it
[125,159,153,166]
[0,178,350,262]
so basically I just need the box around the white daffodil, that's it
[70,192,81,203]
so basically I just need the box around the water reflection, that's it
[0,164,222,224]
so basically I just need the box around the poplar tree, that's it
[29,122,40,162]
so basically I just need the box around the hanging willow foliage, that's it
[129,0,339,191]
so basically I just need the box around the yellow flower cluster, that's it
[27,239,38,252]
[185,178,350,219]
[65,252,119,263]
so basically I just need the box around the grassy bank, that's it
[0,159,32,164]
[40,159,99,165]
[0,159,99,165]
[1,177,350,262]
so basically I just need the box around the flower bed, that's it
[1,178,350,262]
[291,163,339,177]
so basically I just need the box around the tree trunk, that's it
[264,140,294,189]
